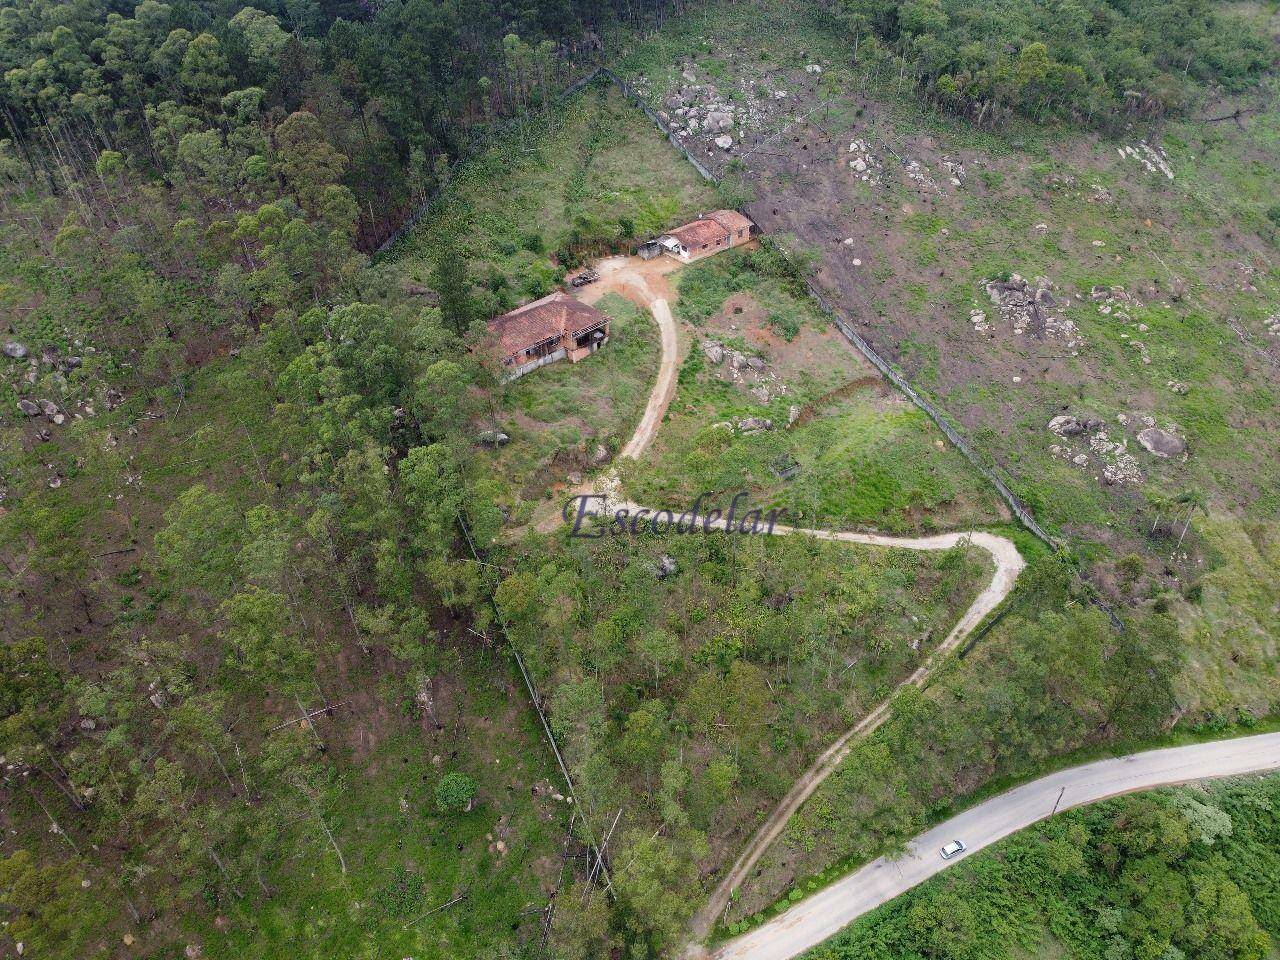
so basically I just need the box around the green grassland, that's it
[843,86,1280,715]
[393,82,719,309]
[623,248,1006,534]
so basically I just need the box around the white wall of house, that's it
[502,346,567,383]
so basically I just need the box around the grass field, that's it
[623,248,1006,534]
[393,82,719,311]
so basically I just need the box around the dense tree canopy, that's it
[835,0,1274,125]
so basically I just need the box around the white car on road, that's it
[939,840,967,860]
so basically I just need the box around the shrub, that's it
[435,771,478,813]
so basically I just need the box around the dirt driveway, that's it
[575,255,686,461]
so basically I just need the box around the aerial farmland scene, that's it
[1,0,1279,958]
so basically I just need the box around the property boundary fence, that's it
[456,514,614,896]
[794,273,1055,545]
[383,62,1061,546]
[596,68,1057,549]
[600,68,718,183]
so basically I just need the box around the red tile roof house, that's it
[488,291,611,381]
[646,209,757,263]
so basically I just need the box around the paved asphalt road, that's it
[713,732,1280,960]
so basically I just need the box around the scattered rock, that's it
[655,555,678,579]
[590,444,610,465]
[714,135,733,151]
[787,405,800,428]
[847,139,882,184]
[3,341,28,360]
[1136,427,1186,458]
[705,110,734,132]
[1118,142,1174,180]
[1048,415,1084,436]
[17,399,40,417]
[904,158,940,193]
[942,157,965,187]
[736,416,773,434]
[476,429,510,447]
[703,340,725,364]
[78,718,97,732]
[804,64,822,74]
[984,274,1081,348]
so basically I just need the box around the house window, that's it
[527,336,560,359]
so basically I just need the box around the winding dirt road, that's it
[568,255,1026,944]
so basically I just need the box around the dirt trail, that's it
[683,525,1021,942]
[570,255,1026,949]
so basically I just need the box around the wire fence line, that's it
[456,514,615,899]
[599,68,718,183]
[793,273,1055,545]
[596,69,1057,549]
